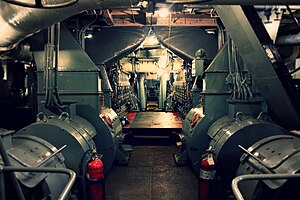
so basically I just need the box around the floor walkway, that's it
[105,145,198,200]
[123,112,183,129]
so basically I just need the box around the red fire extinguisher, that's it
[199,147,216,200]
[86,150,105,200]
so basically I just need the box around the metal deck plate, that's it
[124,112,183,129]
[105,146,198,200]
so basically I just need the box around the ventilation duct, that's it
[276,34,300,46]
[0,0,140,51]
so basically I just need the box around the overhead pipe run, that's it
[276,34,300,46]
[0,0,99,51]
[0,43,33,62]
[0,0,140,51]
[44,23,66,114]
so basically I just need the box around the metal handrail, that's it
[0,166,76,200]
[232,173,300,200]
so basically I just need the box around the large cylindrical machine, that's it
[176,41,295,200]
[15,112,96,174]
[0,128,69,199]
[181,103,287,176]
[31,24,129,174]
[207,111,287,185]
[175,43,231,170]
[78,106,127,172]
[236,133,300,199]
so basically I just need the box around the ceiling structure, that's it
[63,2,300,40]
[64,1,218,33]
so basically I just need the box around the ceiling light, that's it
[147,35,158,45]
[158,8,170,18]
[206,30,215,34]
[85,34,93,39]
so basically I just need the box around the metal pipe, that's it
[232,174,300,200]
[159,75,167,110]
[2,166,76,200]
[0,0,140,51]
[0,0,99,51]
[45,23,66,114]
[137,73,146,111]
[0,137,25,200]
[0,43,33,61]
[276,34,300,46]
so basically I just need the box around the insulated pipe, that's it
[0,0,140,51]
[0,43,33,61]
[0,0,100,51]
[276,34,300,46]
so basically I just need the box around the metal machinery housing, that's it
[0,0,300,200]
[176,23,299,198]
[236,133,300,199]
[31,24,129,174]
[207,108,287,186]
[0,1,133,198]
[0,128,69,199]
[16,113,96,174]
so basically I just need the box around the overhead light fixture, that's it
[206,30,215,34]
[137,0,148,9]
[85,34,93,39]
[143,30,159,46]
[147,35,158,45]
[158,8,170,18]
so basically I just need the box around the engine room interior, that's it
[0,0,300,200]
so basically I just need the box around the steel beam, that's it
[215,6,300,129]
